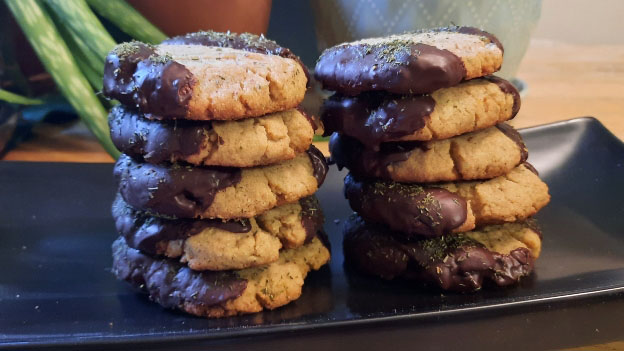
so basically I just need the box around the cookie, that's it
[112,234,331,317]
[315,26,503,95]
[344,163,549,237]
[322,76,519,147]
[343,173,476,238]
[109,105,315,167]
[256,196,325,249]
[115,146,328,219]
[342,215,539,292]
[330,123,527,182]
[162,30,309,82]
[103,40,307,120]
[437,163,550,225]
[112,195,324,270]
[465,220,542,260]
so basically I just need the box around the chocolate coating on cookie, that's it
[330,133,419,178]
[306,145,329,186]
[495,123,528,162]
[331,127,528,182]
[324,79,520,149]
[343,173,467,237]
[484,76,521,117]
[525,218,543,239]
[297,107,319,132]
[103,42,195,118]
[113,194,325,254]
[315,26,502,95]
[112,195,251,254]
[163,31,309,81]
[109,105,208,164]
[112,237,247,308]
[342,216,534,292]
[114,154,241,218]
[315,41,465,95]
[322,93,435,148]
[299,196,325,243]
[523,162,539,176]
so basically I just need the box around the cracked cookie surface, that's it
[112,235,330,318]
[438,163,550,225]
[322,77,519,147]
[103,42,307,120]
[113,195,324,271]
[109,105,315,167]
[344,164,550,236]
[162,30,309,81]
[330,123,527,183]
[115,147,328,219]
[465,220,542,259]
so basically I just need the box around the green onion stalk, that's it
[4,0,119,158]
[86,0,167,44]
[0,89,44,105]
[45,0,116,70]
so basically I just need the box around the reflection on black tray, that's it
[343,262,539,317]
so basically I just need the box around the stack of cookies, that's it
[103,31,330,317]
[315,27,550,292]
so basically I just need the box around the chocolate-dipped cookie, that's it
[103,40,306,120]
[162,30,309,81]
[322,76,519,148]
[114,146,328,219]
[113,195,324,270]
[437,163,550,225]
[342,215,539,292]
[343,173,476,238]
[330,123,527,183]
[315,26,503,95]
[344,163,550,236]
[112,234,330,318]
[109,105,315,167]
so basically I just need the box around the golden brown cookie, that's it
[330,123,527,182]
[465,221,542,259]
[315,26,503,95]
[342,215,539,292]
[103,41,307,120]
[113,195,324,271]
[162,30,309,81]
[343,164,550,237]
[438,163,550,225]
[109,105,316,167]
[255,196,325,249]
[112,234,330,318]
[322,76,519,147]
[115,146,328,219]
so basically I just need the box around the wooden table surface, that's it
[2,39,624,350]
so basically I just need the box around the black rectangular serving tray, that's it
[1,117,624,350]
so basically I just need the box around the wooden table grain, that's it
[2,39,624,350]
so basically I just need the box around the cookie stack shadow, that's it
[315,26,551,292]
[103,31,330,317]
